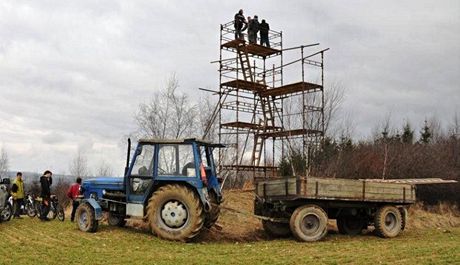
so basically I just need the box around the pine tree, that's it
[419,120,432,144]
[401,122,414,144]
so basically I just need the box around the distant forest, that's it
[280,118,460,205]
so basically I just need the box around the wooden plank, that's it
[363,178,457,185]
[258,177,417,203]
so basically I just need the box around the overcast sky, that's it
[0,1,458,176]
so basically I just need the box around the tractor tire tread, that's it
[146,184,204,242]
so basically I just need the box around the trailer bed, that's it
[256,177,416,204]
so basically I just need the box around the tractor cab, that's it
[124,138,223,214]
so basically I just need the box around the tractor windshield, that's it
[131,144,154,176]
[158,144,196,177]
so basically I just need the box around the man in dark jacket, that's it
[248,15,260,44]
[259,19,270,47]
[234,9,247,40]
[40,170,52,221]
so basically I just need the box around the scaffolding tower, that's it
[204,21,328,182]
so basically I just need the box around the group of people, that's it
[9,171,82,222]
[234,9,271,47]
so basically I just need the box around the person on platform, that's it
[248,15,260,44]
[234,9,247,40]
[259,19,270,47]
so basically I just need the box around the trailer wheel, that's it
[290,205,328,242]
[374,205,403,238]
[399,207,408,231]
[76,203,99,233]
[147,184,204,242]
[262,220,291,237]
[204,191,220,229]
[337,216,365,235]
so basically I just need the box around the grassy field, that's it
[1,191,459,265]
[0,218,459,265]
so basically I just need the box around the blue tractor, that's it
[76,138,224,241]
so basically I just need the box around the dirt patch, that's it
[123,190,460,242]
[197,190,265,242]
[124,190,266,242]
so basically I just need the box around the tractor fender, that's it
[82,198,103,221]
[150,181,212,213]
[196,187,212,213]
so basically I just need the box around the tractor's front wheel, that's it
[147,184,204,242]
[75,203,98,233]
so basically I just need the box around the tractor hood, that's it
[84,177,124,186]
[81,177,124,199]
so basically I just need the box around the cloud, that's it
[0,0,458,173]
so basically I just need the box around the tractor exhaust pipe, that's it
[124,138,131,177]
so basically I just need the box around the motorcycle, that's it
[36,195,65,221]
[24,193,38,218]
[0,178,12,222]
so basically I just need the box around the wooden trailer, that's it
[254,177,456,242]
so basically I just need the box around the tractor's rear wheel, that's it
[75,203,98,233]
[108,213,126,227]
[204,192,220,229]
[262,220,291,237]
[147,184,204,242]
[374,205,403,238]
[337,216,365,235]
[290,205,328,242]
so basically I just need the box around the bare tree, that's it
[199,95,219,141]
[69,149,90,178]
[135,74,198,139]
[0,147,8,179]
[449,112,460,138]
[323,81,345,134]
[95,159,114,176]
[427,116,442,142]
